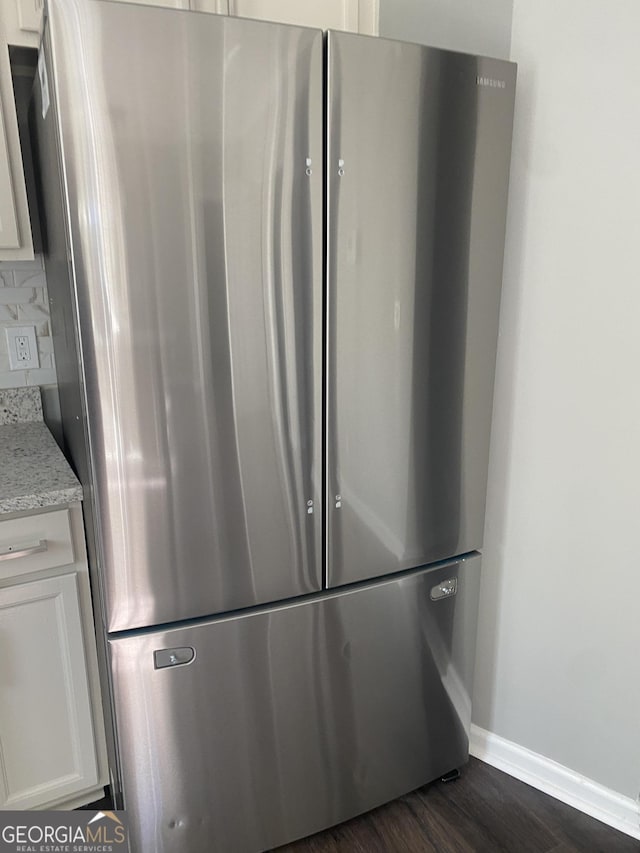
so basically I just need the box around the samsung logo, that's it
[476,75,506,89]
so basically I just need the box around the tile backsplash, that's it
[0,255,58,389]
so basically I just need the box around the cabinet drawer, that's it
[0,509,74,582]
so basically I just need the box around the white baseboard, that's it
[470,724,640,841]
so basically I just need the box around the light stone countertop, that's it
[0,389,83,515]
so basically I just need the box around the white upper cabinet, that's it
[0,98,21,252]
[200,0,379,34]
[0,3,36,260]
[230,0,357,30]
[14,0,43,36]
[0,0,41,260]
[12,0,381,31]
[14,0,192,29]
[109,0,190,6]
[191,0,230,11]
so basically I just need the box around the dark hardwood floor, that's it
[276,758,640,853]
[81,758,640,852]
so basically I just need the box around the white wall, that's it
[380,0,640,811]
[474,0,640,802]
[379,0,513,59]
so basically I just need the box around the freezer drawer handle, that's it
[154,647,196,669]
[0,539,48,561]
[430,578,458,600]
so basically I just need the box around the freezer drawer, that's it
[326,32,516,587]
[109,555,481,853]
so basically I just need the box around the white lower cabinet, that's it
[0,504,107,810]
[0,572,99,810]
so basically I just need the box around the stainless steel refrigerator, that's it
[32,1,515,850]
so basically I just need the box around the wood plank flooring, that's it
[83,758,640,851]
[275,758,640,853]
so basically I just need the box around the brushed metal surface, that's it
[44,1,323,631]
[109,555,481,853]
[0,540,47,561]
[326,32,516,588]
[30,32,126,801]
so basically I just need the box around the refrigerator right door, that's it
[326,32,516,588]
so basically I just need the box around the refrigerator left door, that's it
[40,1,324,631]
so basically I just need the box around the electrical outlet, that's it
[5,326,40,371]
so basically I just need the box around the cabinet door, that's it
[0,573,98,809]
[108,0,190,7]
[0,96,20,250]
[228,0,378,34]
[191,0,229,11]
[14,0,43,34]
[0,0,35,259]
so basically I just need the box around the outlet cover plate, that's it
[5,326,40,370]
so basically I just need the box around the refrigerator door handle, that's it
[0,539,48,561]
[154,647,196,669]
[430,578,458,600]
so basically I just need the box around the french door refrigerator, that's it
[32,2,516,851]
